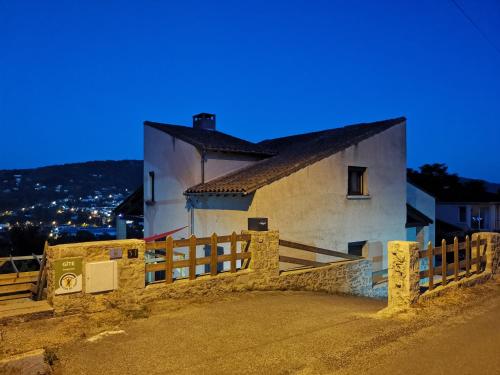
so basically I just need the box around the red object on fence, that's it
[144,226,188,242]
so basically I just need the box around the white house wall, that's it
[144,126,262,239]
[192,123,407,270]
[144,126,200,239]
[204,152,261,181]
[406,182,436,246]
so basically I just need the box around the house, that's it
[437,201,500,232]
[143,113,415,271]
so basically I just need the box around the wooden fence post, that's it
[465,235,471,276]
[230,232,237,273]
[210,233,218,276]
[427,241,434,291]
[165,236,173,284]
[453,236,459,282]
[189,235,196,280]
[476,234,481,274]
[441,239,447,287]
[35,241,48,301]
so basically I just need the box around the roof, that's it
[144,121,275,156]
[114,186,144,217]
[186,117,405,195]
[406,203,434,228]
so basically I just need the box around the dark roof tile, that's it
[186,117,406,195]
[144,121,275,156]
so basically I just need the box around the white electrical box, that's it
[85,261,119,293]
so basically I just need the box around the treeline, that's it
[408,163,500,202]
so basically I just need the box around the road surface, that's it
[49,279,500,374]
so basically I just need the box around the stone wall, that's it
[46,239,145,314]
[387,232,500,310]
[46,230,380,314]
[387,241,420,309]
[273,259,373,297]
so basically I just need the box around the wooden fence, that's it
[145,232,251,284]
[0,254,42,301]
[278,239,362,268]
[418,235,487,292]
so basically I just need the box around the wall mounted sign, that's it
[54,258,83,295]
[127,249,138,259]
[109,248,123,260]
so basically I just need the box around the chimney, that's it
[193,113,216,131]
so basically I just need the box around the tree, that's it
[8,224,47,256]
[408,163,500,202]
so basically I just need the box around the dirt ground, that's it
[1,278,499,374]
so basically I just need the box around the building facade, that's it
[437,202,500,232]
[143,114,408,271]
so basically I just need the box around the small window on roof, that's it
[348,166,367,196]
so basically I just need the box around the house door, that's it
[471,206,489,230]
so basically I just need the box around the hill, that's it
[0,160,143,222]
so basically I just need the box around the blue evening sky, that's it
[1,0,499,181]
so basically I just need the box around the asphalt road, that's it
[52,279,500,375]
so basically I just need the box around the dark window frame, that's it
[348,166,367,196]
[147,171,155,204]
[348,241,366,257]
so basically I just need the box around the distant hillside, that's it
[0,160,143,212]
[460,177,500,194]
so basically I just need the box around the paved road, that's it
[337,288,500,375]
[52,279,500,375]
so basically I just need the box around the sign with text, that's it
[54,258,83,295]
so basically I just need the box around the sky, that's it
[1,0,499,182]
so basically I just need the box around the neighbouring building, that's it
[436,201,500,232]
[142,113,411,271]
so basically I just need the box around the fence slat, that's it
[453,237,459,282]
[230,232,237,273]
[441,239,447,287]
[165,236,173,284]
[465,235,471,276]
[279,255,327,267]
[210,233,218,276]
[427,241,434,291]
[189,235,196,280]
[279,239,361,260]
[476,235,481,274]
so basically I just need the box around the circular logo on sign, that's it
[59,273,77,290]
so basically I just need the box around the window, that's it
[146,171,155,204]
[459,206,466,222]
[348,166,367,196]
[348,241,366,257]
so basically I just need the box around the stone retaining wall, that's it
[46,239,145,314]
[272,259,374,296]
[46,230,380,314]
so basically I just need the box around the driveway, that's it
[51,278,500,374]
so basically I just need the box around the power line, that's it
[449,0,500,56]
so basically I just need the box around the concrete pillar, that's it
[116,217,127,239]
[473,232,500,275]
[388,241,420,309]
[242,230,280,279]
